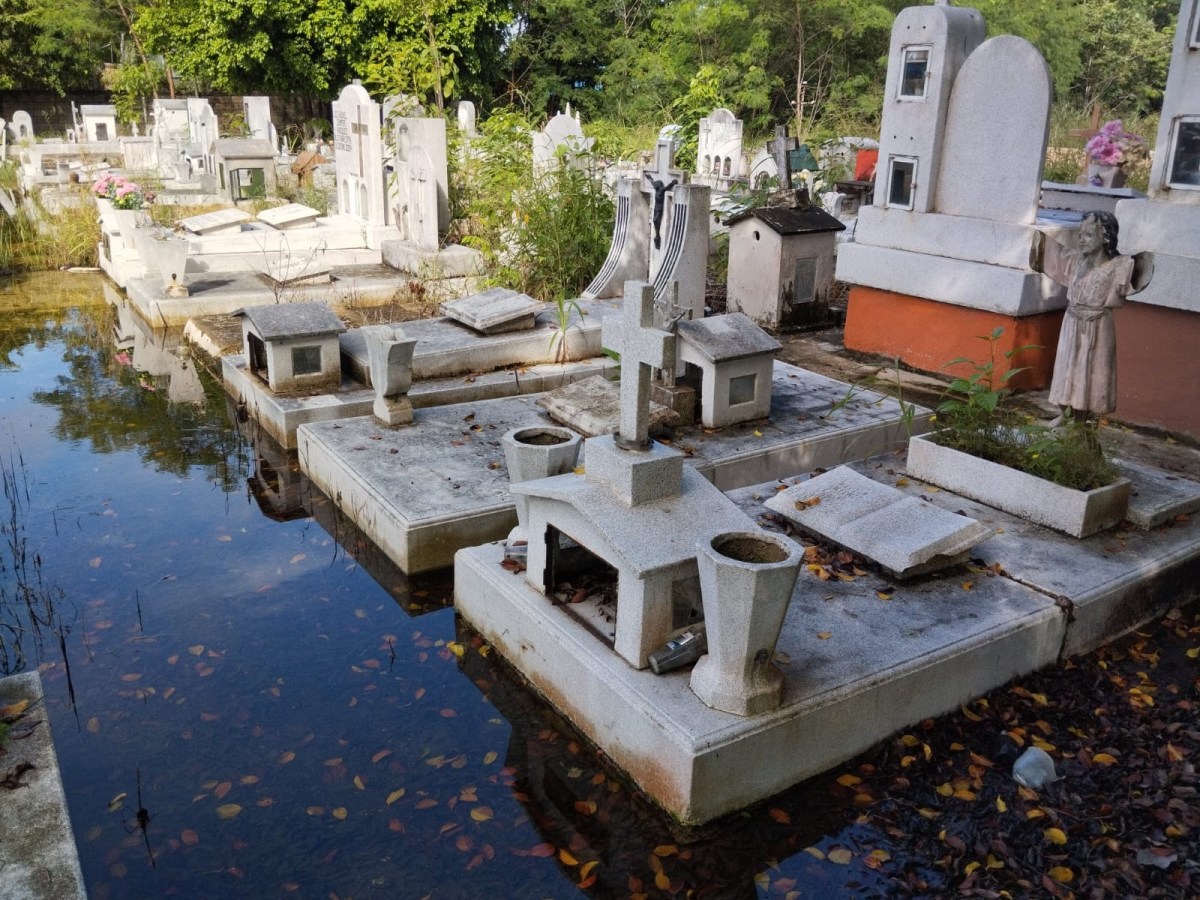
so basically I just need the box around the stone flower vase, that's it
[146,234,190,296]
[501,426,581,538]
[363,325,418,426]
[1086,162,1127,189]
[690,531,802,716]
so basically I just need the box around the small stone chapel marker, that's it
[601,282,677,451]
[767,126,795,189]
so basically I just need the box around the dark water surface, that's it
[0,275,907,899]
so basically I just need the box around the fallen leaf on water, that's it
[528,843,555,858]
[415,798,438,810]
[1047,866,1074,883]
[277,751,296,764]
[107,793,127,812]
[214,782,232,799]
[470,806,494,822]
[803,847,825,859]
[827,847,853,865]
[215,804,242,820]
[240,776,259,785]
[0,699,29,717]
[181,829,199,846]
[306,806,325,816]
[332,807,347,820]
[483,751,497,765]
[120,673,142,682]
[372,750,393,764]
[216,535,232,543]
[354,775,366,790]
[387,789,405,805]
[289,554,306,565]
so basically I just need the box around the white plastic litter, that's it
[1012,747,1058,789]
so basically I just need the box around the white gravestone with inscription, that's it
[332,82,388,226]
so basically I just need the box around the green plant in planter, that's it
[936,328,1116,491]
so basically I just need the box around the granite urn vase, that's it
[501,426,582,537]
[690,531,802,716]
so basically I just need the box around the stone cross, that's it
[643,137,684,189]
[653,281,691,388]
[767,125,794,188]
[602,281,677,451]
[352,110,370,178]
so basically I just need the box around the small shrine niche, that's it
[233,302,346,393]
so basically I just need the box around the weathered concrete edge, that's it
[455,542,1064,825]
[0,672,87,900]
[298,424,518,574]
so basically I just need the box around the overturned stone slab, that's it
[440,287,546,335]
[537,374,677,436]
[179,207,251,235]
[265,256,332,286]
[765,466,991,578]
[1116,458,1200,530]
[257,203,321,230]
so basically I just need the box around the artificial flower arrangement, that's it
[92,173,147,210]
[1085,119,1147,168]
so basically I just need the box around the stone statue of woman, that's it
[1031,211,1153,424]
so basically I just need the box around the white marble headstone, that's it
[332,82,387,225]
[935,36,1050,224]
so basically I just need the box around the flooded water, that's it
[0,274,919,899]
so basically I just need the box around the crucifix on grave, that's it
[767,125,796,189]
[602,281,677,451]
[642,138,684,252]
[351,109,370,178]
[653,281,691,388]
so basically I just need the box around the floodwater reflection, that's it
[0,275,919,898]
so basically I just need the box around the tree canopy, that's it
[0,0,1179,130]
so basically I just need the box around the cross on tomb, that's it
[643,137,684,188]
[351,109,370,178]
[767,125,795,188]
[602,281,677,451]
[653,281,690,388]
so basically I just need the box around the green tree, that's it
[136,0,358,95]
[0,0,121,93]
[1074,0,1174,114]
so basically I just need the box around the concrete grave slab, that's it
[264,257,333,286]
[1116,457,1200,529]
[765,466,991,577]
[225,351,616,448]
[339,298,614,384]
[537,374,677,436]
[257,203,321,230]
[179,207,251,235]
[297,364,927,572]
[0,673,87,900]
[454,536,1063,824]
[298,397,549,573]
[440,287,546,334]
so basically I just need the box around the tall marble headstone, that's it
[11,111,33,142]
[242,96,277,146]
[389,113,449,241]
[532,111,595,175]
[332,82,387,225]
[697,108,744,183]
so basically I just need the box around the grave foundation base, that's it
[455,539,1064,825]
[844,287,1062,390]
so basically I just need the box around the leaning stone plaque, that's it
[264,256,332,286]
[765,466,992,579]
[440,287,546,334]
[537,374,676,437]
[257,203,321,230]
[178,208,252,235]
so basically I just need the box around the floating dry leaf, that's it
[827,847,853,865]
[215,803,242,820]
[470,806,494,822]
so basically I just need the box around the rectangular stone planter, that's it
[905,432,1131,538]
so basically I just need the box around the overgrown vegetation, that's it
[452,109,614,306]
[934,329,1116,491]
[0,184,100,273]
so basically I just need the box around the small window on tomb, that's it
[792,258,817,305]
[291,345,323,376]
[729,373,757,407]
[95,123,109,141]
[1167,117,1200,190]
[899,46,931,99]
[887,157,917,209]
[232,167,266,201]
